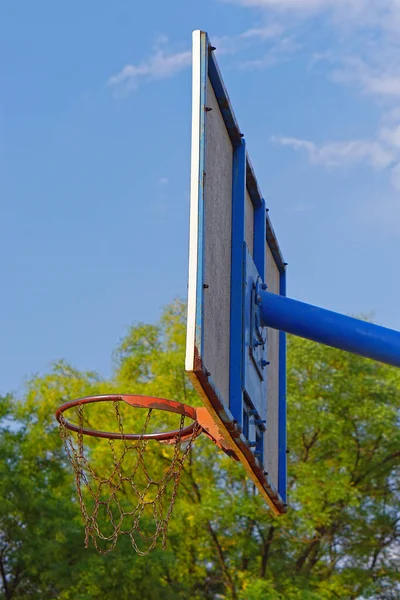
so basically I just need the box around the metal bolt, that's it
[209,45,216,51]
[203,284,209,289]
[205,107,213,112]
[261,360,270,368]
[261,283,268,291]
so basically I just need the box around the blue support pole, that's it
[259,290,400,369]
[278,270,287,503]
[229,138,246,426]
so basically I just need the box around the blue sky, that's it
[1,0,400,395]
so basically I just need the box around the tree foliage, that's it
[1,300,399,599]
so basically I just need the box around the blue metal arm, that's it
[259,290,400,369]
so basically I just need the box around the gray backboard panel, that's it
[203,79,233,409]
[265,243,281,489]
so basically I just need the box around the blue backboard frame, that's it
[185,30,287,513]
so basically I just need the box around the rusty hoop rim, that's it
[55,394,200,441]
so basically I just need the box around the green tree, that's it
[1,300,399,599]
[0,366,106,599]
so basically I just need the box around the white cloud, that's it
[390,162,400,190]
[210,24,283,56]
[221,0,396,24]
[239,24,284,40]
[367,76,400,97]
[331,57,400,99]
[238,36,300,70]
[108,26,285,94]
[222,0,400,100]
[221,0,383,27]
[273,136,396,170]
[108,46,191,94]
[225,0,336,8]
[288,203,312,212]
[272,118,400,192]
[217,0,400,227]
[381,124,400,148]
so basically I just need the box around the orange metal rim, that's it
[55,394,199,441]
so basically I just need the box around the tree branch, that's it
[354,450,400,485]
[301,430,320,462]
[206,522,238,600]
[260,526,275,578]
[0,553,10,600]
[186,467,237,599]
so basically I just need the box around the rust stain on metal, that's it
[55,394,198,442]
[190,347,286,515]
[195,407,239,460]
[55,393,243,466]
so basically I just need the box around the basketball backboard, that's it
[186,30,287,514]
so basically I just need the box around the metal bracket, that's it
[243,246,268,426]
[250,277,268,380]
[195,407,240,461]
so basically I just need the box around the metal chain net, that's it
[58,401,201,556]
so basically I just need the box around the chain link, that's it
[59,401,201,555]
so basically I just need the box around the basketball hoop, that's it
[56,394,236,555]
